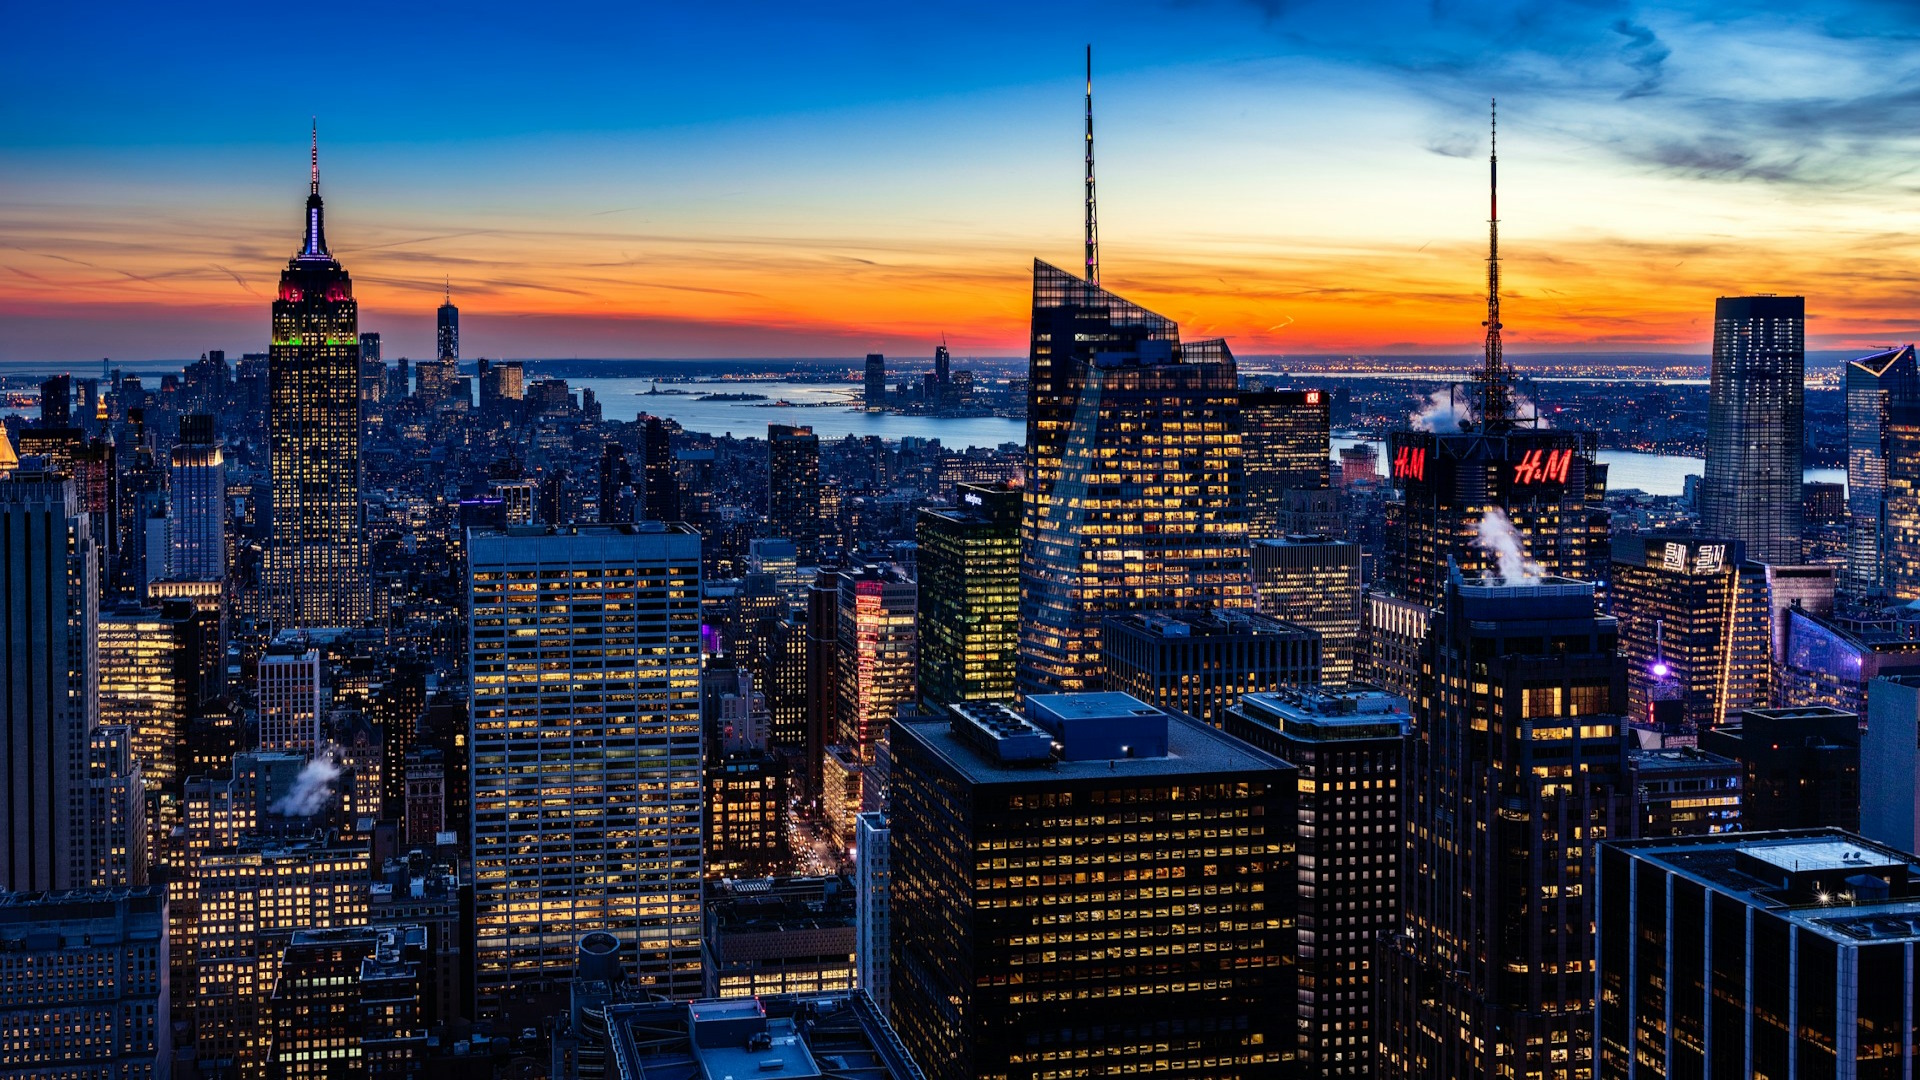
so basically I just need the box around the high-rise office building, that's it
[836,563,917,762]
[436,283,459,361]
[853,810,891,1015]
[98,603,192,800]
[266,925,425,1078]
[1862,674,1920,851]
[1596,829,1920,1080]
[916,483,1019,706]
[1609,534,1770,738]
[768,424,822,564]
[468,524,705,1016]
[1377,568,1630,1080]
[258,644,324,755]
[1885,386,1920,600]
[889,695,1297,1080]
[267,129,366,627]
[1019,262,1251,695]
[598,441,635,523]
[39,372,72,426]
[358,330,383,408]
[0,886,170,1077]
[0,469,100,893]
[1626,746,1743,836]
[168,413,227,581]
[701,876,854,999]
[1774,607,1920,715]
[1701,705,1860,831]
[804,570,841,796]
[643,415,679,522]
[1223,688,1408,1078]
[1099,608,1320,725]
[1240,388,1330,540]
[864,353,886,410]
[1701,295,1806,565]
[1250,534,1361,685]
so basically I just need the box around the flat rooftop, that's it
[899,703,1289,786]
[606,993,923,1080]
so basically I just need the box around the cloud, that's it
[1426,132,1478,158]
[1611,19,1671,98]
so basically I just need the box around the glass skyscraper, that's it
[1018,260,1251,696]
[467,524,705,1018]
[436,286,459,361]
[768,424,823,564]
[915,483,1020,706]
[268,133,366,627]
[1240,388,1330,540]
[1845,344,1919,597]
[1701,295,1805,566]
[167,413,227,582]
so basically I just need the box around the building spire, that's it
[298,119,331,261]
[1084,45,1099,287]
[444,275,451,305]
[1480,97,1511,432]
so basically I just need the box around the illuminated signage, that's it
[1512,448,1573,486]
[962,492,983,506]
[1392,445,1426,482]
[1305,390,1321,405]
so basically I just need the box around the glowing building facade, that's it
[0,887,170,1078]
[467,524,705,1017]
[1610,535,1771,739]
[1251,534,1362,686]
[1844,350,1920,595]
[835,563,917,762]
[168,413,227,582]
[1240,388,1330,540]
[1700,296,1806,566]
[267,131,366,627]
[257,645,323,756]
[915,483,1020,706]
[1019,261,1251,696]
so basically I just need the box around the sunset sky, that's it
[5,1,1920,363]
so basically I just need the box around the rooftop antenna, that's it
[1084,45,1099,286]
[445,275,451,305]
[1480,98,1511,433]
[310,118,320,196]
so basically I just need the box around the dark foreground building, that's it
[889,694,1297,1079]
[1597,829,1920,1080]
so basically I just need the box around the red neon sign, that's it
[1393,445,1426,481]
[1513,448,1573,486]
[1305,390,1321,405]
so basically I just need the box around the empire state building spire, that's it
[1479,99,1511,432]
[299,119,331,261]
[1084,45,1099,286]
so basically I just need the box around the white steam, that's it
[271,753,343,817]
[1511,391,1550,429]
[1411,389,1473,433]
[1476,508,1545,585]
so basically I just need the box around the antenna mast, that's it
[310,118,320,196]
[1084,45,1099,286]
[1480,99,1511,432]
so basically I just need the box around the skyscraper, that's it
[0,887,171,1078]
[1377,567,1630,1080]
[258,643,324,756]
[267,127,366,627]
[768,424,822,564]
[864,353,886,410]
[0,469,99,893]
[1250,534,1362,685]
[643,415,679,522]
[168,413,227,581]
[1019,261,1251,695]
[1701,295,1806,565]
[598,441,635,523]
[915,483,1020,706]
[358,330,383,407]
[1098,608,1320,725]
[835,563,917,762]
[1609,534,1771,738]
[436,281,459,362]
[889,695,1296,1080]
[467,524,705,1017]
[1240,388,1330,540]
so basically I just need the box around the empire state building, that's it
[267,127,366,627]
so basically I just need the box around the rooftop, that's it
[1230,687,1410,741]
[605,992,923,1080]
[1104,608,1310,640]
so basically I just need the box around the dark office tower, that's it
[864,353,886,410]
[358,330,384,406]
[1700,295,1806,565]
[1596,829,1920,1080]
[889,695,1297,1080]
[933,343,951,401]
[436,281,459,361]
[1885,400,1920,600]
[1224,688,1410,1079]
[1377,567,1630,1080]
[1251,534,1362,685]
[768,424,822,563]
[267,926,426,1077]
[0,470,99,893]
[916,483,1020,706]
[1626,745,1743,837]
[168,413,227,582]
[597,442,634,523]
[1240,388,1330,540]
[643,416,679,522]
[1610,535,1770,739]
[804,570,843,796]
[1383,110,1608,607]
[1845,344,1919,596]
[268,127,366,628]
[1020,262,1251,695]
[40,373,71,426]
[1100,609,1321,726]
[1701,705,1861,831]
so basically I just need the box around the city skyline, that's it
[8,3,1920,361]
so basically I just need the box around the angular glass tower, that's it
[268,130,366,627]
[1017,261,1251,696]
[1844,344,1918,596]
[1701,295,1805,566]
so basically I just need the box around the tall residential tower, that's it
[1700,295,1806,565]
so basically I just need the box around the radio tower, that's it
[1480,99,1512,432]
[1084,45,1099,286]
